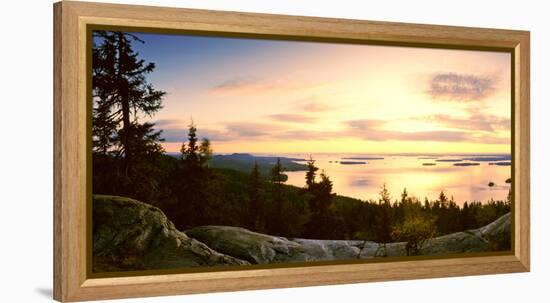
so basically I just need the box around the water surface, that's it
[276,153,511,205]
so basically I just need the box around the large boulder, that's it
[92,194,511,272]
[185,226,375,264]
[186,213,511,262]
[92,195,249,272]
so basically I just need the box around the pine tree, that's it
[180,122,213,168]
[303,163,338,239]
[316,171,334,215]
[270,158,285,184]
[92,100,118,155]
[92,30,165,165]
[269,158,286,234]
[377,184,392,247]
[305,155,318,190]
[248,162,263,230]
[438,191,449,206]
[171,123,222,229]
[198,138,212,166]
[91,30,166,203]
[401,188,409,204]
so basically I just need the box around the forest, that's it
[91,30,510,255]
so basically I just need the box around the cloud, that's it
[273,130,341,141]
[209,77,260,95]
[155,113,508,145]
[428,73,495,100]
[345,119,507,143]
[152,119,182,127]
[426,114,510,132]
[299,102,334,112]
[224,122,281,137]
[269,114,317,123]
[469,134,510,145]
[161,127,230,142]
[208,77,324,95]
[358,129,471,142]
[347,119,387,131]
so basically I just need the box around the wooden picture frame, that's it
[53,1,530,301]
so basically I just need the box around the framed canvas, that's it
[53,1,530,302]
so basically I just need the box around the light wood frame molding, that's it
[53,1,530,301]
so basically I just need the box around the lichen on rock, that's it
[92,195,249,272]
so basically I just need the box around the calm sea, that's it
[264,153,511,205]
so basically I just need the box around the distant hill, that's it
[165,152,308,177]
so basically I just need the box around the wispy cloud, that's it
[208,77,325,95]
[208,77,260,95]
[299,101,334,112]
[353,127,471,142]
[427,113,510,132]
[273,130,342,141]
[268,114,317,123]
[428,73,495,101]
[347,119,387,131]
[224,122,281,137]
[152,119,182,128]
[345,119,507,143]
[160,119,509,145]
[161,127,231,142]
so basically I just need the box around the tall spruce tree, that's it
[248,162,263,231]
[316,171,334,215]
[181,122,199,165]
[304,166,337,239]
[377,184,392,247]
[305,155,318,190]
[92,30,166,202]
[92,30,165,164]
[171,123,219,229]
[269,158,286,234]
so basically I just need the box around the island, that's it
[342,157,385,160]
[462,155,511,162]
[453,162,480,166]
[489,162,512,166]
[340,161,367,165]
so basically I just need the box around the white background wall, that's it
[1,0,548,302]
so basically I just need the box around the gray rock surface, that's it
[185,226,378,264]
[93,195,511,272]
[187,213,511,262]
[92,195,249,272]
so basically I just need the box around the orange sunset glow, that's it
[130,34,511,154]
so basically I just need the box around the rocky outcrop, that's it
[185,226,375,264]
[187,213,511,262]
[93,195,511,272]
[92,195,248,272]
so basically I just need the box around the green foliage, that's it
[97,143,510,242]
[391,215,437,256]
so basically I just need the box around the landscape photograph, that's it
[91,30,512,274]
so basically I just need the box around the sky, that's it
[122,31,511,154]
